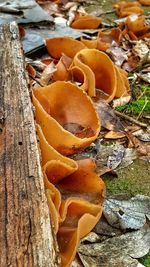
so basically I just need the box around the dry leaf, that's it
[117,148,137,169]
[103,195,150,230]
[113,95,131,108]
[40,61,57,85]
[107,46,128,67]
[81,232,101,244]
[107,145,125,169]
[94,215,122,237]
[95,143,125,170]
[104,131,125,139]
[93,100,124,132]
[78,222,150,267]
[132,129,150,142]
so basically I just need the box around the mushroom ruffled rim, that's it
[32,81,100,155]
[71,13,102,29]
[45,37,86,59]
[72,48,117,102]
[37,125,105,267]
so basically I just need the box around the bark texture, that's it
[0,22,59,267]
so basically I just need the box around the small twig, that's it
[114,110,148,128]
[137,86,147,101]
[29,75,43,87]
[136,96,148,120]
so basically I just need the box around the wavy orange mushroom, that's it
[37,125,105,267]
[115,66,130,97]
[72,48,117,102]
[97,27,122,51]
[80,28,122,52]
[139,0,150,5]
[58,198,102,267]
[71,13,102,29]
[52,54,73,81]
[125,16,150,39]
[114,1,144,17]
[45,37,86,59]
[80,36,98,49]
[32,81,100,155]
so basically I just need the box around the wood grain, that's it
[0,22,59,267]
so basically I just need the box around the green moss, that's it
[116,85,150,116]
[105,179,133,195]
[139,251,150,267]
[104,159,150,197]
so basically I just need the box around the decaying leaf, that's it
[103,195,150,230]
[81,232,101,243]
[78,222,150,267]
[107,46,128,67]
[104,130,126,139]
[127,133,150,159]
[40,61,57,85]
[116,148,137,169]
[107,145,125,169]
[93,100,124,132]
[96,143,125,170]
[133,129,150,142]
[71,256,83,267]
[132,40,150,62]
[137,72,150,83]
[26,57,47,71]
[94,215,122,237]
[113,95,131,108]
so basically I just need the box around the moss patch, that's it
[116,85,150,116]
[104,159,150,197]
[139,251,150,267]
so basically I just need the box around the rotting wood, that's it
[0,22,60,267]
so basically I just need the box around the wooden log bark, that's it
[0,22,60,267]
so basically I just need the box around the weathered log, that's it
[0,22,59,267]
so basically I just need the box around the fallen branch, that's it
[114,110,148,128]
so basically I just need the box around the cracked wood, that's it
[0,22,59,267]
